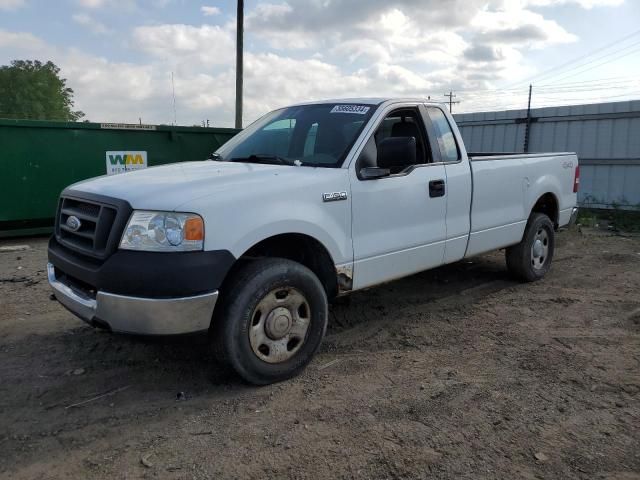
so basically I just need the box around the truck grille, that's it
[56,196,120,259]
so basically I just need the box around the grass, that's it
[577,207,640,233]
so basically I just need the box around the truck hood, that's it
[66,161,300,211]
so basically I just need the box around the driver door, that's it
[350,105,447,290]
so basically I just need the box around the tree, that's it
[0,60,84,121]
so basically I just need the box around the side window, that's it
[427,107,459,162]
[374,108,431,168]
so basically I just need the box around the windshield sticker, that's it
[330,105,370,115]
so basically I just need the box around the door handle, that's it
[429,179,446,198]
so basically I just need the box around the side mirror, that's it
[377,137,416,170]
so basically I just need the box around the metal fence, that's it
[454,100,640,210]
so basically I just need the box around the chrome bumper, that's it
[47,263,218,335]
[569,207,579,227]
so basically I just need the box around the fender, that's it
[527,174,562,218]
[177,166,353,267]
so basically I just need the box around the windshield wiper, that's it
[230,154,299,166]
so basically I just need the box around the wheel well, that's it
[532,193,559,228]
[236,234,338,299]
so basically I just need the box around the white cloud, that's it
[524,0,624,8]
[132,24,235,68]
[0,0,26,10]
[76,0,106,7]
[0,29,46,51]
[76,0,137,10]
[201,5,220,16]
[72,12,112,35]
[471,8,577,48]
[0,0,631,125]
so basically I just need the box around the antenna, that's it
[171,71,177,125]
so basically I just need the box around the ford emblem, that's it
[66,215,82,232]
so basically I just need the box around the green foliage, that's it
[0,60,84,122]
[576,210,598,227]
[607,207,640,233]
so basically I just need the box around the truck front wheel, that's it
[506,212,555,282]
[212,258,328,385]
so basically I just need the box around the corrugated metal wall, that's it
[454,100,640,210]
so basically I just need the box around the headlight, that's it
[120,211,204,252]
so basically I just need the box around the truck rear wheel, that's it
[212,258,328,385]
[506,213,555,282]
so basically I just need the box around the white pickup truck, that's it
[48,98,579,384]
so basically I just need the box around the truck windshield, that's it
[213,103,378,168]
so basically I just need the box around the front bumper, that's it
[48,263,218,335]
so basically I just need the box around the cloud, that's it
[524,0,624,7]
[0,29,46,51]
[471,7,577,48]
[76,0,137,10]
[201,5,220,16]
[72,12,112,35]
[0,0,629,125]
[464,45,506,62]
[76,0,106,7]
[132,23,235,68]
[0,0,26,10]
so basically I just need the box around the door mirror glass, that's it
[377,137,417,170]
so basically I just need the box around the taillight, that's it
[573,165,580,193]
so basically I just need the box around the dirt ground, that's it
[0,228,639,480]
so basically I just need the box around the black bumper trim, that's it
[48,236,236,298]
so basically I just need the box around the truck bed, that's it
[468,152,575,159]
[464,151,578,257]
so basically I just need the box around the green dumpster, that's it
[0,119,239,237]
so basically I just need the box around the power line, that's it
[536,83,639,91]
[503,28,640,88]
[461,87,640,110]
[456,77,639,98]
[537,38,640,84]
[537,75,640,87]
[446,72,640,114]
[539,45,640,84]
[533,91,640,102]
[458,81,640,107]
[465,91,640,113]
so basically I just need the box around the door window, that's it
[357,107,432,175]
[375,108,431,166]
[427,107,460,162]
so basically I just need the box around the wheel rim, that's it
[249,287,311,364]
[531,227,549,270]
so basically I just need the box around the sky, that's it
[1,0,639,126]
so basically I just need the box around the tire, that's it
[506,213,555,282]
[212,258,328,385]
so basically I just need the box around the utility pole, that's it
[444,91,460,113]
[235,0,244,129]
[524,84,533,153]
